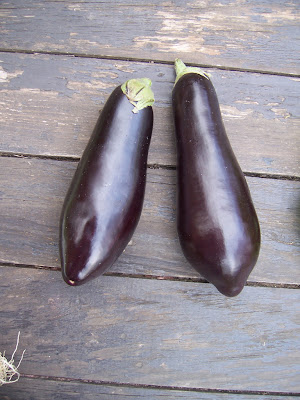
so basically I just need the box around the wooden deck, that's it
[0,1,299,398]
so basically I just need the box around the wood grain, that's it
[0,266,299,392]
[0,1,299,398]
[0,156,299,285]
[0,53,299,176]
[0,377,297,400]
[0,0,299,74]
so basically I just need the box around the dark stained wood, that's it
[0,157,299,285]
[0,1,299,74]
[0,1,299,397]
[1,377,297,400]
[0,266,299,392]
[0,53,299,176]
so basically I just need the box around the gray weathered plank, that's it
[0,267,299,391]
[0,0,299,74]
[0,53,299,176]
[0,377,297,400]
[0,156,299,285]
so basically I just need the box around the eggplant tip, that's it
[63,275,79,286]
[214,280,245,297]
[66,279,77,286]
[221,286,244,297]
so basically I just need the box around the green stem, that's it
[121,78,155,113]
[174,58,211,85]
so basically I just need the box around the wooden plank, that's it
[0,267,299,392]
[0,156,299,285]
[0,53,299,177]
[0,0,299,74]
[0,377,297,400]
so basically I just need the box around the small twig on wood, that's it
[0,332,25,385]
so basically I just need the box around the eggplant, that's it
[60,78,154,286]
[172,59,260,297]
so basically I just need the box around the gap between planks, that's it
[0,48,299,79]
[0,152,299,182]
[19,374,300,397]
[1,262,299,291]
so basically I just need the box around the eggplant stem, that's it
[121,78,155,113]
[174,58,211,85]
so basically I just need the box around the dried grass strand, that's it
[0,332,25,386]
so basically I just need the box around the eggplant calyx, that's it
[174,58,211,85]
[121,78,155,113]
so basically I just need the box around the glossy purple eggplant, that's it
[60,78,154,286]
[172,59,260,297]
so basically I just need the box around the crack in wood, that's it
[0,152,299,182]
[0,48,299,78]
[1,262,299,290]
[19,373,300,396]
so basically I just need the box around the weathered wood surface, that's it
[0,0,299,75]
[0,53,299,177]
[0,267,299,392]
[0,157,299,285]
[0,0,299,397]
[1,377,297,400]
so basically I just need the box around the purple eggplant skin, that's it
[60,81,154,286]
[172,62,261,297]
